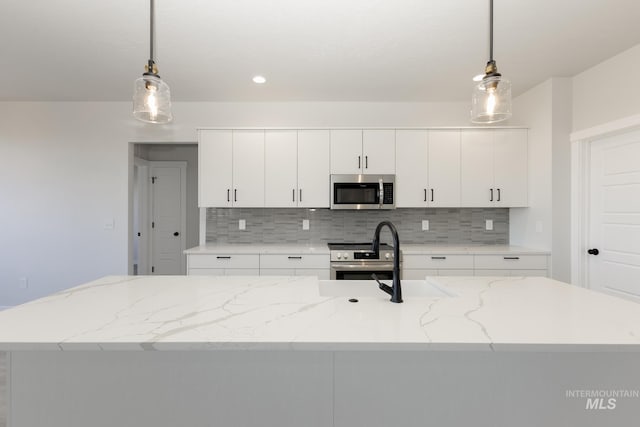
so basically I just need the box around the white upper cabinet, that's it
[232,130,265,207]
[265,130,330,208]
[199,130,233,207]
[330,130,362,174]
[395,130,460,208]
[330,129,395,175]
[297,130,330,208]
[460,129,528,207]
[265,130,298,207]
[428,130,461,207]
[493,129,528,207]
[362,130,396,174]
[198,129,265,207]
[395,130,428,207]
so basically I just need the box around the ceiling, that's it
[2,0,640,102]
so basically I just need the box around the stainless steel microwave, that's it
[330,174,395,210]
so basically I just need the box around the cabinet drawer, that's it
[474,255,548,270]
[403,254,474,269]
[188,254,260,269]
[260,254,329,269]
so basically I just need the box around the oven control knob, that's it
[343,253,349,259]
[336,253,342,260]
[385,253,390,260]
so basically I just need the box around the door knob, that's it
[587,248,599,255]
[173,232,180,236]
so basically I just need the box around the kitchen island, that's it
[1,275,639,426]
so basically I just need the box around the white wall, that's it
[509,80,553,250]
[0,101,471,306]
[573,43,640,132]
[509,78,573,283]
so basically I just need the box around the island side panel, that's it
[9,351,334,427]
[333,350,640,427]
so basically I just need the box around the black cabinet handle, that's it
[216,256,231,259]
[288,256,303,260]
[490,189,494,202]
[358,156,361,169]
[431,189,434,202]
[293,189,295,202]
[365,156,368,169]
[299,189,302,202]
[504,257,520,260]
[424,189,427,202]
[497,188,501,202]
[587,248,599,256]
[431,256,447,260]
[227,189,230,202]
[173,232,179,236]
[234,189,237,202]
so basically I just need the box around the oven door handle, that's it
[379,178,384,209]
[331,263,397,271]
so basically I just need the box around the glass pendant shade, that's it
[471,75,512,124]
[133,74,173,124]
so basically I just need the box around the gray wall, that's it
[206,208,508,245]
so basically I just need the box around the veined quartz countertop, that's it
[0,275,638,352]
[184,243,549,255]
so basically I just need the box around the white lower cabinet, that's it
[187,254,260,276]
[187,252,330,278]
[260,254,330,279]
[402,253,549,278]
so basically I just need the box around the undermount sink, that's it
[318,279,457,299]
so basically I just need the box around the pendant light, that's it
[133,0,173,124]
[471,0,511,124]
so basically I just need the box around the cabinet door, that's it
[493,129,528,207]
[363,130,395,174]
[460,130,494,207]
[265,130,298,207]
[395,130,427,207]
[199,130,233,207]
[232,130,265,207]
[330,130,363,174]
[298,130,330,207]
[428,130,461,207]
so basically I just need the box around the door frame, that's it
[134,157,151,275]
[149,161,188,275]
[570,113,640,288]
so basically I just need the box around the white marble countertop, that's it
[185,243,549,256]
[0,275,638,352]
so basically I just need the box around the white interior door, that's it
[151,162,187,275]
[589,129,640,301]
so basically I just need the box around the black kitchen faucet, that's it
[371,221,403,303]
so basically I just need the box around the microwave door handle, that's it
[379,179,384,208]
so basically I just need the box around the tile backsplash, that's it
[206,208,508,245]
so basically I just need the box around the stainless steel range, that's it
[328,242,402,280]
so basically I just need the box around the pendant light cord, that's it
[489,0,494,62]
[149,0,155,62]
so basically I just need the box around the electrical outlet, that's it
[239,219,246,230]
[103,218,115,230]
[19,277,28,289]
[422,220,430,231]
[302,219,310,230]
[485,219,494,231]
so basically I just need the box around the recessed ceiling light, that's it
[252,75,266,84]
